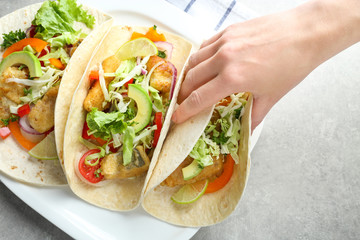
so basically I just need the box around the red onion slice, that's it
[25,25,36,38]
[168,62,177,100]
[154,41,173,60]
[19,116,46,143]
[19,115,43,135]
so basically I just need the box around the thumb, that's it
[251,96,273,132]
[172,77,229,123]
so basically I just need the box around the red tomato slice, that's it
[78,149,104,184]
[124,78,134,88]
[82,121,91,140]
[17,104,31,117]
[152,112,163,148]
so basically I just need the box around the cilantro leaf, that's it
[212,131,230,145]
[157,50,166,59]
[1,119,9,126]
[1,30,26,49]
[1,114,19,127]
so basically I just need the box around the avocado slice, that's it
[0,51,42,78]
[182,159,203,181]
[128,84,152,133]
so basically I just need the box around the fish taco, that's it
[142,93,252,226]
[62,25,193,210]
[0,0,113,185]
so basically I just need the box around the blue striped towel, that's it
[165,0,258,31]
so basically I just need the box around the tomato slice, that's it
[82,121,91,140]
[89,70,99,86]
[124,78,134,88]
[82,121,107,145]
[17,104,31,117]
[152,112,163,148]
[205,154,235,193]
[78,149,104,184]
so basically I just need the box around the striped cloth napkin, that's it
[165,0,258,31]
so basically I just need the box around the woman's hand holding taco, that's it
[172,0,360,131]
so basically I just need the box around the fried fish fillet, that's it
[146,55,173,94]
[28,85,59,133]
[100,146,150,179]
[162,155,224,187]
[83,56,121,112]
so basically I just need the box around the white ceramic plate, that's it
[0,0,263,239]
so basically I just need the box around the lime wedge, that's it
[171,179,209,204]
[115,37,158,60]
[28,131,58,160]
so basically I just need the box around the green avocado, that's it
[0,51,42,78]
[182,159,203,181]
[128,84,152,133]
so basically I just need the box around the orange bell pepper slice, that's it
[205,154,235,194]
[145,27,166,42]
[130,32,146,40]
[130,26,166,42]
[49,58,65,70]
[3,38,48,58]
[8,121,37,151]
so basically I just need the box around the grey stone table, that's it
[1,0,360,239]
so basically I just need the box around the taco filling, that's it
[0,0,95,150]
[163,93,249,203]
[77,27,178,184]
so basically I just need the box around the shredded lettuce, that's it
[39,48,70,64]
[189,134,219,168]
[19,67,63,104]
[123,127,135,166]
[47,31,85,48]
[148,86,165,113]
[32,0,95,40]
[86,108,127,141]
[189,93,247,167]
[133,125,157,149]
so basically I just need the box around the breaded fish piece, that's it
[0,67,28,104]
[162,155,224,187]
[28,85,59,133]
[0,104,10,127]
[100,146,150,180]
[146,55,173,94]
[83,56,121,112]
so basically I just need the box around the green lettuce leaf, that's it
[47,31,85,48]
[148,86,165,113]
[189,134,219,168]
[123,126,135,166]
[39,48,70,64]
[32,0,95,40]
[86,108,127,141]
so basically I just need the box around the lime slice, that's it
[115,37,158,60]
[171,179,209,204]
[28,131,58,160]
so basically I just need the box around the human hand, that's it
[171,0,360,131]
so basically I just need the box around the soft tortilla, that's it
[0,3,113,186]
[142,94,253,226]
[62,25,193,210]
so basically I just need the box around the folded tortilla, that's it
[62,25,193,210]
[142,94,253,226]
[0,3,113,186]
